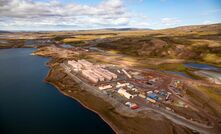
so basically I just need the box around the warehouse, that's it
[66,59,117,82]
[117,88,133,99]
[93,68,113,80]
[89,70,105,81]
[122,69,132,78]
[78,59,93,68]
[99,85,112,90]
[116,82,129,88]
[67,60,83,72]
[147,93,159,100]
[146,97,156,103]
[81,70,99,83]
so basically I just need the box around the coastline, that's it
[1,22,221,134]
[44,68,120,134]
[47,82,119,134]
[31,46,221,134]
[42,60,199,134]
[0,47,197,134]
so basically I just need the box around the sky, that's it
[0,0,221,31]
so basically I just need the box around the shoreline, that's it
[41,55,221,134]
[1,22,221,133]
[29,47,221,133]
[43,63,213,134]
[44,68,120,134]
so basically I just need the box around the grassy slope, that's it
[92,23,221,66]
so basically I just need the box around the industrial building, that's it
[146,97,156,103]
[67,59,117,83]
[116,82,130,88]
[117,88,134,99]
[63,58,188,114]
[125,102,139,110]
[122,69,132,78]
[98,85,112,90]
[82,70,99,83]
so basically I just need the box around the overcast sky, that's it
[0,0,221,31]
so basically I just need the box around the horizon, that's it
[1,22,220,32]
[0,0,221,31]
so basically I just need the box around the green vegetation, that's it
[92,24,221,66]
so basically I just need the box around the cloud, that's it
[203,20,213,25]
[0,0,151,30]
[161,18,181,26]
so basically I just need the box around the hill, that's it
[0,30,11,33]
[94,23,221,66]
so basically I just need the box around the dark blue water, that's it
[184,63,221,71]
[163,71,193,79]
[0,48,115,134]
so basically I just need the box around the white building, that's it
[122,69,132,78]
[66,59,118,83]
[81,70,99,83]
[116,82,130,88]
[98,85,112,90]
[117,88,133,99]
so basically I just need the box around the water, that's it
[24,40,34,45]
[0,48,115,134]
[164,71,193,79]
[184,63,221,71]
[61,44,73,48]
[24,40,52,46]
[87,47,104,52]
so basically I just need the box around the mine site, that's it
[1,0,221,134]
[31,35,221,134]
[1,19,221,134]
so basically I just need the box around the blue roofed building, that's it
[147,93,159,100]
